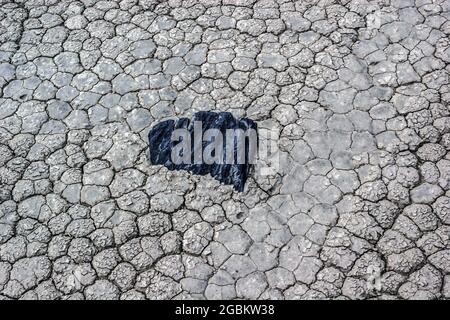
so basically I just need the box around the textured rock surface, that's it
[0,0,449,300]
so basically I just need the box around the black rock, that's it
[148,111,257,192]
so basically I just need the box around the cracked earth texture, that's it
[0,0,449,300]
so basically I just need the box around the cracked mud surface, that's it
[0,0,449,300]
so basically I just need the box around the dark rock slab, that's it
[148,111,257,192]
